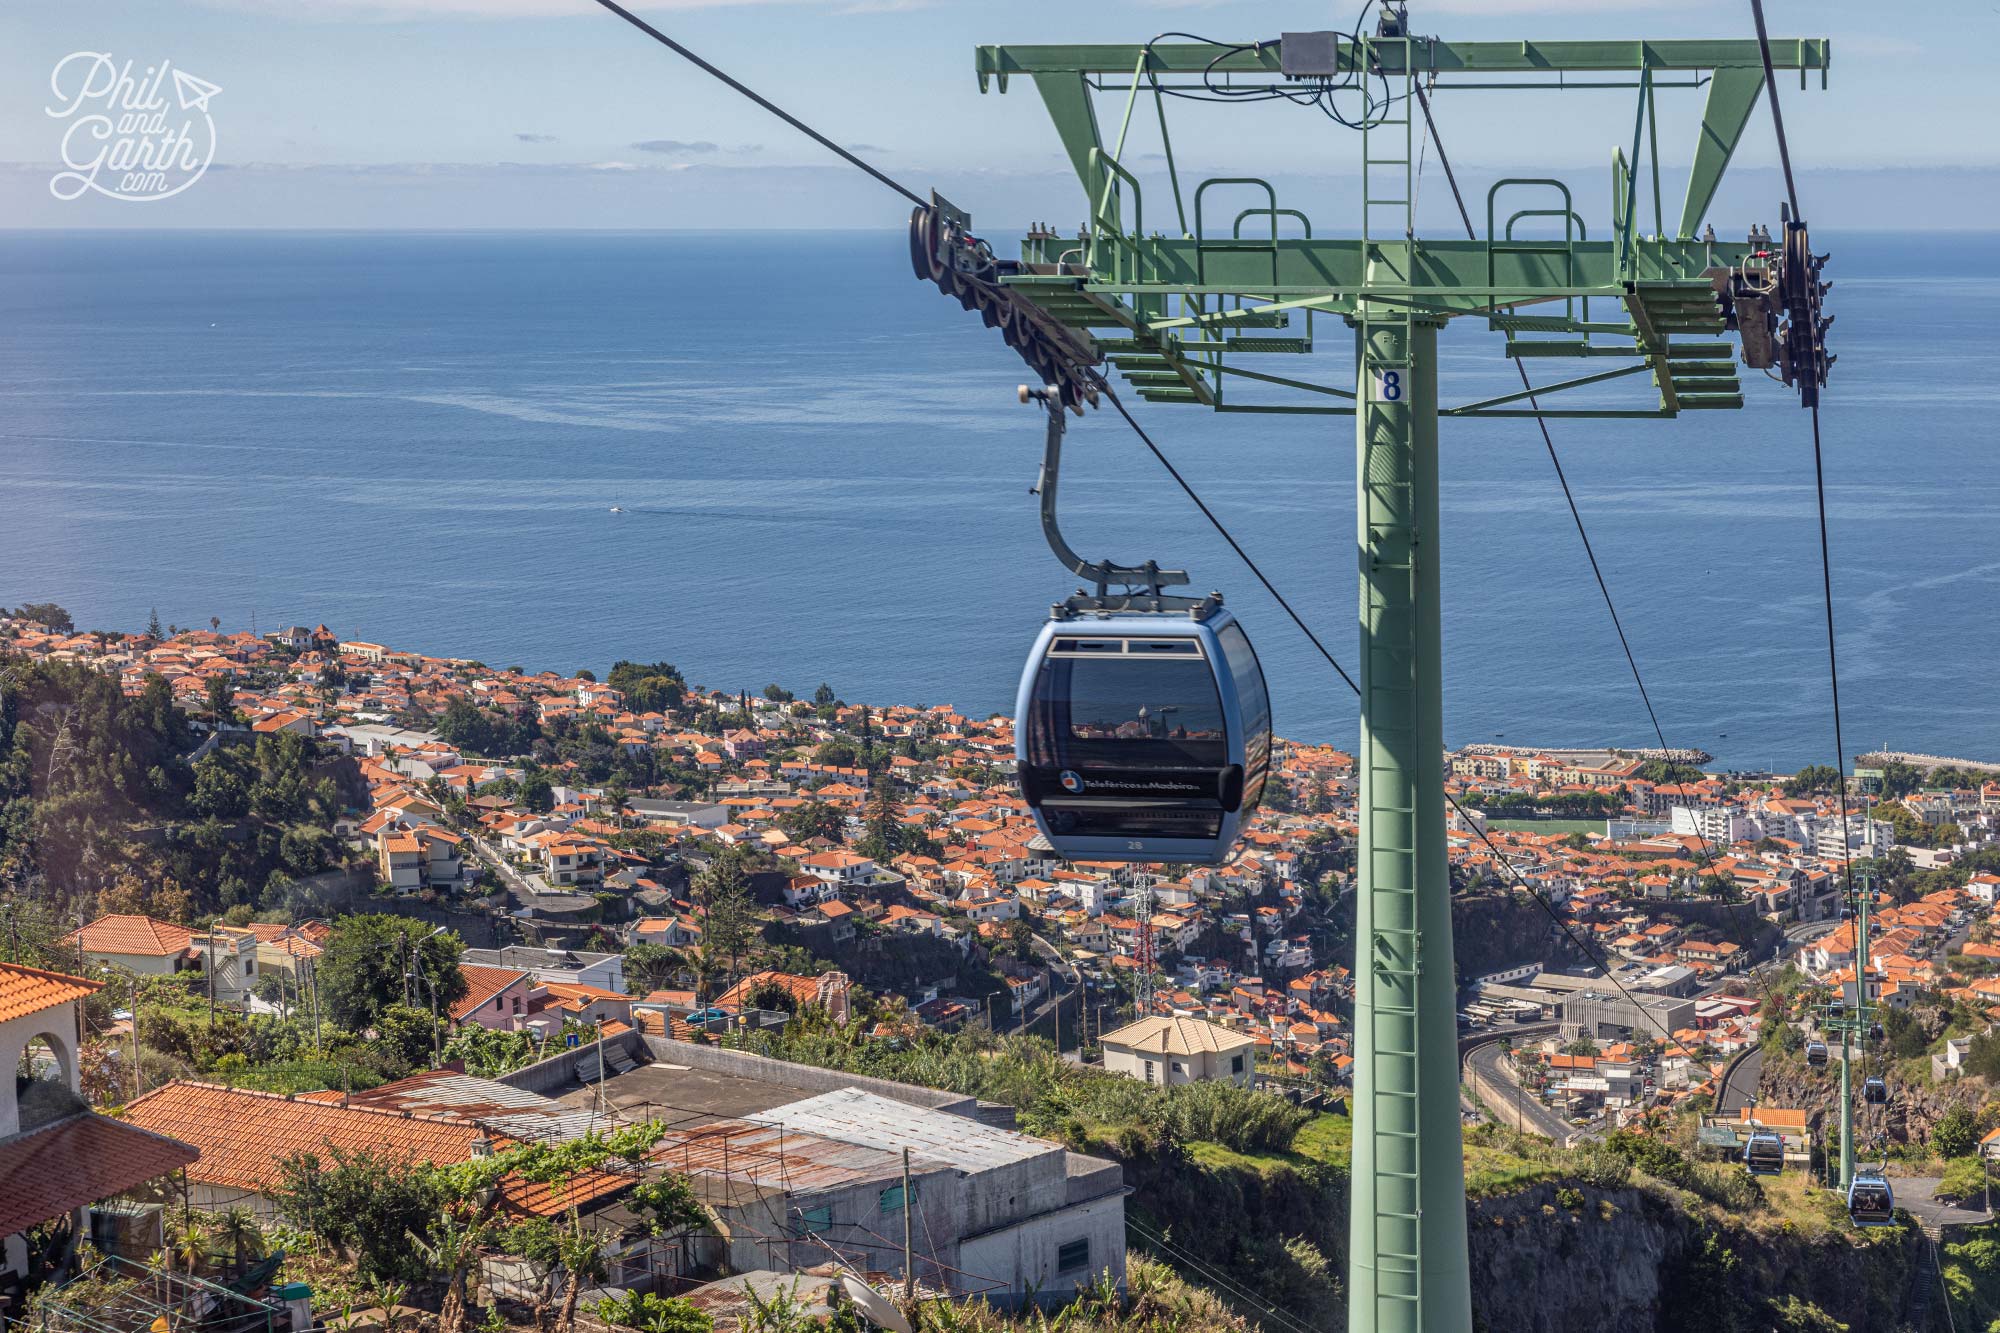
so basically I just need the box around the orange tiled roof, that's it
[453,964,530,1021]
[121,1081,624,1217]
[0,1112,197,1237]
[0,961,102,1024]
[63,914,195,958]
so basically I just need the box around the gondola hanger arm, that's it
[1023,385,1196,610]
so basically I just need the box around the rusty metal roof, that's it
[645,1117,913,1197]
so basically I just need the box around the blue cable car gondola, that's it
[1805,1040,1828,1068]
[1848,1170,1895,1227]
[1017,602,1271,863]
[1009,383,1272,864]
[1863,1075,1887,1105]
[1744,1132,1784,1176]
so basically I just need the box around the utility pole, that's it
[900,1147,914,1302]
[956,18,1831,1331]
[207,926,218,1026]
[131,982,143,1099]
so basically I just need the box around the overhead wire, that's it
[581,0,1698,1058]
[1123,1215,1327,1333]
[586,0,926,208]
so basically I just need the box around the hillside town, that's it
[11,607,2000,1329]
[8,611,2000,1087]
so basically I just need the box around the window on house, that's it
[800,1206,833,1234]
[879,1184,915,1213]
[1057,1240,1090,1273]
[1232,1054,1245,1074]
[1142,1061,1156,1084]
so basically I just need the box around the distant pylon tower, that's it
[1132,886,1156,1016]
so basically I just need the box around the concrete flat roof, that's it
[554,1057,806,1127]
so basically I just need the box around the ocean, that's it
[0,229,1994,772]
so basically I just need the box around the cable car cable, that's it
[577,0,1729,1059]
[1748,0,1802,220]
[1093,380,1360,697]
[1412,80,1686,832]
[585,0,927,209]
[1414,75,1841,1073]
[1096,381,1680,1044]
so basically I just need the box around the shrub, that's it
[1936,1155,1990,1204]
[1935,1105,1981,1160]
[1157,1080,1312,1154]
[595,1292,712,1333]
[1556,1187,1585,1210]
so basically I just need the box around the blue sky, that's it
[3,0,1992,228]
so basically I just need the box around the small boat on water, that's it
[608,506,623,513]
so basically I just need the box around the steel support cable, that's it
[1748,3,1857,941]
[1410,80,1809,1042]
[1094,380,1680,1048]
[1094,380,1359,695]
[1413,81,1681,797]
[1747,0,1803,219]
[586,0,926,208]
[583,0,1683,1050]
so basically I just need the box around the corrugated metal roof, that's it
[647,1117,910,1196]
[347,1070,604,1143]
[747,1090,1057,1172]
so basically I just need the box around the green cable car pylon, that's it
[935,8,1833,1330]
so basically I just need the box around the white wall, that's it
[0,1003,80,1138]
[956,1194,1128,1302]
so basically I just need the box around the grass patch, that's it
[1487,818,1602,835]
[1293,1112,1352,1169]
[1462,1140,1566,1198]
[1184,1140,1307,1175]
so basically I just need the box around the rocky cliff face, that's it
[1467,1183,1923,1333]
[1130,1154,1931,1332]
[1758,1047,1991,1151]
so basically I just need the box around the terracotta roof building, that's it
[1,962,199,1279]
[121,1081,626,1218]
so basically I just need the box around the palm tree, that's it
[214,1206,265,1277]
[167,1212,210,1277]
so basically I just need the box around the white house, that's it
[0,962,198,1277]
[1099,1015,1256,1088]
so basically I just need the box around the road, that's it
[1460,1024,1578,1144]
[1891,1177,1995,1231]
[469,835,532,896]
[1464,1039,1578,1144]
[1718,1047,1763,1114]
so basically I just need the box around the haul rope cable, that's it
[1750,0,1855,906]
[584,4,1687,1045]
[1416,46,1838,1057]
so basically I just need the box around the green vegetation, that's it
[1936,1156,1990,1204]
[606,659,686,714]
[314,913,468,1031]
[0,656,347,919]
[747,1013,1312,1158]
[595,1291,712,1333]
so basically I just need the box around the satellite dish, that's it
[840,1277,913,1333]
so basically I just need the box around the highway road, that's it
[1718,1046,1763,1114]
[1460,1023,1579,1144]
